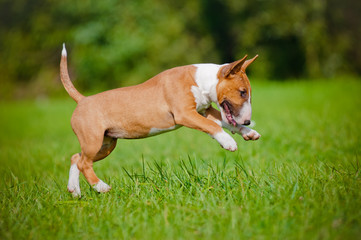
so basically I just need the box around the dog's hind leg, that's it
[77,135,117,194]
[67,135,117,197]
[67,153,81,197]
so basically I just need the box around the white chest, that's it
[191,64,223,112]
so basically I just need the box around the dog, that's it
[60,44,261,197]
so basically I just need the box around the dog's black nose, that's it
[243,120,251,126]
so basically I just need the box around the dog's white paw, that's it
[68,164,81,197]
[213,130,238,151]
[67,185,81,198]
[93,180,111,193]
[241,128,261,141]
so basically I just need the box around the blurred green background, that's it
[0,0,360,99]
[1,2,361,238]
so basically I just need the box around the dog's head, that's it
[216,55,258,127]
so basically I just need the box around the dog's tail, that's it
[60,43,84,103]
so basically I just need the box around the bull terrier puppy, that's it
[60,44,260,197]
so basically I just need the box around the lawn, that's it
[0,79,360,239]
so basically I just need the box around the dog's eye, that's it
[240,90,247,98]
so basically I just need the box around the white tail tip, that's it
[62,43,67,57]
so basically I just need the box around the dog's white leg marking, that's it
[211,118,261,141]
[93,180,111,193]
[240,126,261,141]
[67,163,81,197]
[213,130,238,151]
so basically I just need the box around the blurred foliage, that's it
[0,0,360,99]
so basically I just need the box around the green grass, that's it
[1,79,361,239]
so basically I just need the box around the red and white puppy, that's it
[60,44,261,197]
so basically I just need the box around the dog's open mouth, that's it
[221,100,237,127]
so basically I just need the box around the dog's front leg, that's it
[175,110,237,151]
[238,126,261,141]
[203,106,261,141]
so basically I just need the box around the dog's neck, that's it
[191,63,225,112]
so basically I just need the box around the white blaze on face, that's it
[235,90,252,124]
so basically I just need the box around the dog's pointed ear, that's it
[241,55,258,72]
[221,55,248,78]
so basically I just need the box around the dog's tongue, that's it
[223,103,237,127]
[227,115,237,127]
